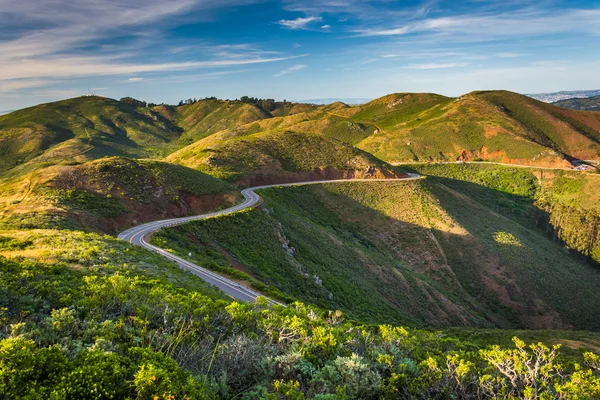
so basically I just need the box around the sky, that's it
[1,0,600,111]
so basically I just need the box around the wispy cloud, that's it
[0,79,53,93]
[354,9,600,38]
[128,77,144,82]
[32,89,83,98]
[277,16,322,30]
[0,0,298,92]
[0,55,307,82]
[406,62,470,70]
[273,64,307,77]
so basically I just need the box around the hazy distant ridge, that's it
[527,89,600,103]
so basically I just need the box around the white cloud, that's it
[406,62,470,70]
[0,79,53,93]
[0,0,296,91]
[277,16,322,30]
[273,64,307,77]
[321,24,331,29]
[0,55,307,83]
[32,89,82,98]
[354,9,600,38]
[128,77,144,82]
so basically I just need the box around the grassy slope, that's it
[0,157,239,233]
[357,91,600,165]
[190,91,600,167]
[153,179,600,331]
[554,95,600,112]
[173,100,272,145]
[167,129,402,184]
[409,162,600,266]
[171,99,319,146]
[0,96,182,177]
[2,228,598,398]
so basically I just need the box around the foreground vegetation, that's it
[1,230,599,399]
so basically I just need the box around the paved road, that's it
[118,174,422,304]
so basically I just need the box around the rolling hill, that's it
[167,129,403,185]
[0,96,182,177]
[1,93,600,398]
[553,95,600,112]
[0,157,239,233]
[164,98,318,145]
[180,91,600,168]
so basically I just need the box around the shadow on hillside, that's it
[167,178,600,332]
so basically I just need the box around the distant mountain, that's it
[527,89,600,103]
[553,95,600,111]
[206,90,600,167]
[299,98,371,105]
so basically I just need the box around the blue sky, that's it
[1,0,599,111]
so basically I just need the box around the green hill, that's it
[352,91,600,166]
[0,157,239,233]
[166,98,318,145]
[167,129,403,185]
[152,177,600,331]
[1,94,600,398]
[554,95,600,112]
[0,96,182,177]
[185,91,600,168]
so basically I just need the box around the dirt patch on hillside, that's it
[453,146,572,168]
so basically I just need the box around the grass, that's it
[182,91,600,168]
[153,179,600,331]
[0,157,239,233]
[0,96,182,178]
[167,129,399,182]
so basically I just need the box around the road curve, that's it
[118,174,422,304]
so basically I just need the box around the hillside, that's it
[1,229,599,398]
[0,96,182,177]
[0,157,239,233]
[408,162,600,265]
[553,95,600,112]
[167,129,403,185]
[188,91,600,168]
[152,178,600,331]
[167,99,318,145]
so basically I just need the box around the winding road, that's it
[118,174,422,304]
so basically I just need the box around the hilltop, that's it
[0,157,239,233]
[0,96,182,177]
[167,129,403,185]
[553,95,600,112]
[183,91,600,168]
